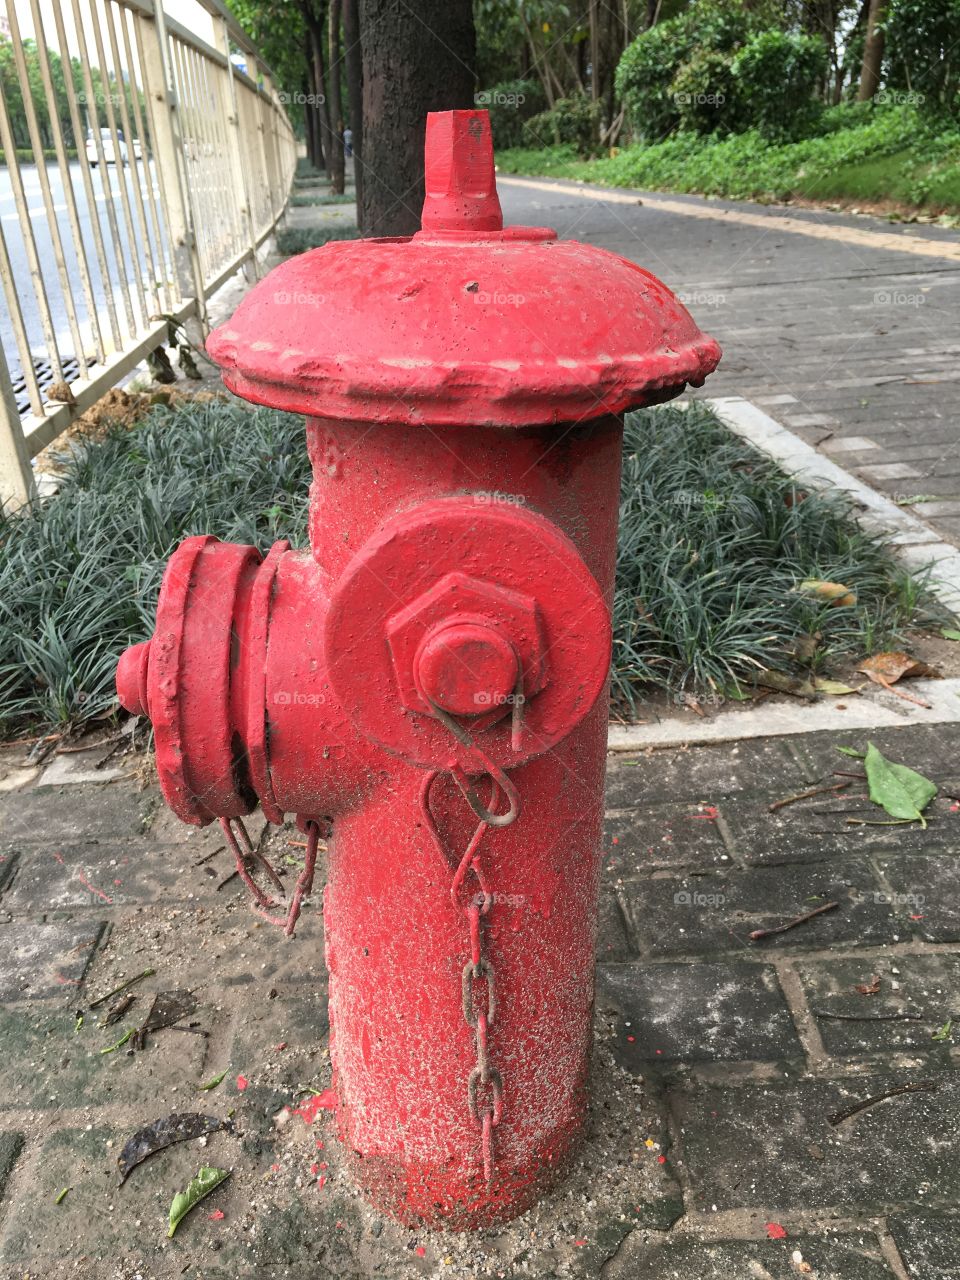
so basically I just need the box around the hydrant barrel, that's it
[123,107,720,1229]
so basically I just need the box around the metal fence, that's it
[0,0,296,509]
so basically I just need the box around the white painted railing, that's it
[0,0,296,509]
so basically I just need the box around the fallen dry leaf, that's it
[854,974,881,996]
[858,651,939,684]
[857,652,939,707]
[796,579,857,607]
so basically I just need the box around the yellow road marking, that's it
[500,176,960,263]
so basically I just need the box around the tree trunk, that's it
[589,0,600,101]
[328,0,345,193]
[857,0,886,101]
[311,24,334,179]
[356,0,476,237]
[343,0,363,208]
[517,9,554,107]
[304,50,323,169]
[301,2,336,180]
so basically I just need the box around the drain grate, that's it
[11,354,97,416]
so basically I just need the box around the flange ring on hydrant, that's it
[116,107,721,1229]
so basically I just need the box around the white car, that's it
[86,127,142,166]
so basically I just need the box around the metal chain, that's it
[219,815,321,937]
[420,712,521,1193]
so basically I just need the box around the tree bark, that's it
[304,50,323,169]
[328,0,345,193]
[589,0,600,101]
[857,0,886,101]
[300,1,336,179]
[356,0,476,236]
[343,0,363,208]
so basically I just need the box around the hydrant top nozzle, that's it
[420,110,504,236]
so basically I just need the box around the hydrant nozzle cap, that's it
[420,110,504,236]
[116,640,150,717]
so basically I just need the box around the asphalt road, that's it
[0,159,164,396]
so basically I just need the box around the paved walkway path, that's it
[0,719,957,1277]
[500,178,960,547]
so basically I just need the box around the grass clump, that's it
[275,224,361,254]
[289,192,356,207]
[612,402,933,714]
[0,402,309,737]
[0,399,935,737]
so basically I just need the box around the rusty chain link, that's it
[219,814,321,937]
[421,701,521,1192]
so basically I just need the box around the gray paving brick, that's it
[889,1214,960,1279]
[618,857,900,959]
[0,1132,23,1200]
[674,1070,960,1213]
[0,994,220,1111]
[0,1123,238,1267]
[796,954,960,1057]
[878,854,960,942]
[604,736,801,807]
[597,960,801,1064]
[0,778,162,848]
[605,1232,896,1280]
[596,889,633,961]
[0,919,104,1001]
[723,786,960,867]
[604,801,732,873]
[788,726,960,789]
[2,840,233,911]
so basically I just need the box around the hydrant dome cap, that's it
[207,110,721,427]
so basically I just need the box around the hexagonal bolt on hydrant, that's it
[116,109,720,1229]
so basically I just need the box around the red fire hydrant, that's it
[116,110,720,1229]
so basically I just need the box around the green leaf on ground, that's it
[168,1166,231,1238]
[100,1027,136,1055]
[198,1069,228,1092]
[813,677,858,695]
[941,628,960,641]
[836,746,866,758]
[864,741,937,826]
[932,1019,953,1042]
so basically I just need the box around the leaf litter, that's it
[118,1113,235,1184]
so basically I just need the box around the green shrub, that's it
[0,402,310,737]
[885,0,960,110]
[671,49,741,136]
[616,0,807,141]
[495,103,960,212]
[616,15,693,141]
[521,94,601,156]
[477,78,545,149]
[732,29,827,140]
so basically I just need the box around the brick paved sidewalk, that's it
[500,180,960,550]
[0,721,958,1278]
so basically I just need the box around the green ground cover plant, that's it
[274,224,361,254]
[0,400,935,737]
[289,192,356,206]
[496,104,960,214]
